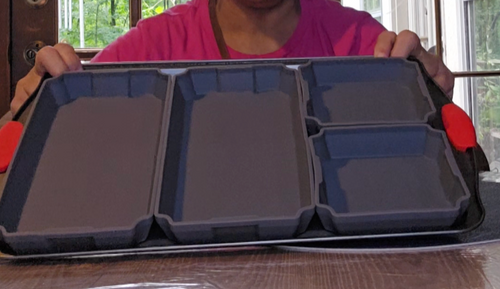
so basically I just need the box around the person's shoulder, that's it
[305,0,374,25]
[92,0,206,62]
[301,0,385,56]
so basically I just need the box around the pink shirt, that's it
[92,0,385,62]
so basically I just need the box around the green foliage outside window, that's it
[59,0,188,49]
[475,0,500,162]
[143,0,189,18]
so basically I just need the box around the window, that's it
[58,0,130,49]
[341,0,381,26]
[468,0,500,73]
[453,1,500,172]
[143,0,189,18]
[342,0,436,51]
[57,0,188,59]
[343,0,500,173]
[363,0,382,22]
[473,76,500,166]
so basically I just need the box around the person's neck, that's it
[216,0,301,55]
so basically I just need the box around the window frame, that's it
[73,0,142,60]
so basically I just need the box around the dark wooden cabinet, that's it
[0,0,11,114]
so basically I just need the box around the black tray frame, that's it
[0,57,486,258]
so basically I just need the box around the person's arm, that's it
[91,20,162,63]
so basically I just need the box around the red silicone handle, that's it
[0,121,24,173]
[441,103,477,152]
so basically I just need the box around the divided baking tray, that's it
[0,58,485,256]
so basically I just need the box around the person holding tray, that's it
[11,0,454,114]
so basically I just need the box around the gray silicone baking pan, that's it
[312,124,471,234]
[300,58,436,126]
[0,70,170,254]
[0,58,485,257]
[155,65,316,244]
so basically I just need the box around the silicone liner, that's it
[0,70,170,254]
[312,125,471,234]
[155,65,315,244]
[300,58,436,126]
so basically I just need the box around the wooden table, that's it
[1,244,500,289]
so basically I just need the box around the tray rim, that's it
[0,57,486,258]
[0,223,483,260]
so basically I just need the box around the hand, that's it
[11,43,82,114]
[374,30,454,99]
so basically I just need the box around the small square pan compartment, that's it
[0,70,169,254]
[300,58,436,126]
[312,124,470,234]
[155,65,315,243]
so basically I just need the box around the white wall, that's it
[342,0,361,10]
[341,0,428,46]
[381,0,393,30]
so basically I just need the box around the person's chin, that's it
[237,0,287,9]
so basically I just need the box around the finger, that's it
[382,30,454,99]
[33,46,70,78]
[374,31,397,58]
[390,30,440,78]
[54,43,82,72]
[389,30,437,75]
[11,78,33,114]
[11,46,70,114]
[391,30,454,98]
[389,30,422,58]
